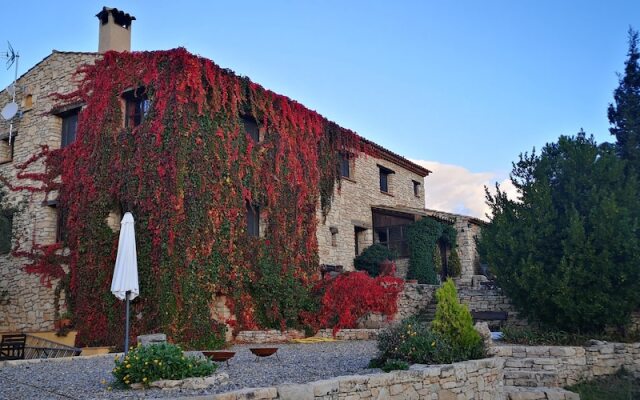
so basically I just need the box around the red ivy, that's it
[307,271,404,335]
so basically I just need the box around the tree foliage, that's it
[609,28,640,172]
[479,133,640,333]
[354,243,396,277]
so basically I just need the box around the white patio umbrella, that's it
[110,212,139,355]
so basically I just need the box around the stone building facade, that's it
[425,209,485,284]
[317,151,428,271]
[0,8,430,334]
[0,51,99,333]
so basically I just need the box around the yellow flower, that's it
[154,359,159,363]
[107,386,112,391]
[431,341,436,347]
[100,379,106,385]
[145,362,149,365]
[126,364,131,368]
[143,377,148,382]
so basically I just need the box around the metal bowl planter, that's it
[202,350,235,365]
[249,347,279,360]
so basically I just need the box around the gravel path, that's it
[0,341,380,399]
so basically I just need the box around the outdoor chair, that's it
[0,333,27,361]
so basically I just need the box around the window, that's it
[0,212,13,254]
[246,203,260,237]
[61,110,79,148]
[124,88,150,128]
[242,116,260,142]
[373,210,413,257]
[413,180,421,197]
[56,206,68,243]
[330,226,338,247]
[340,152,351,179]
[378,165,394,193]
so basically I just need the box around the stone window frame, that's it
[59,109,80,148]
[339,151,356,182]
[246,202,260,238]
[0,132,17,165]
[241,115,262,143]
[0,210,14,254]
[123,87,151,128]
[378,165,395,194]
[412,180,422,198]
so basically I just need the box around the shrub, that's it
[112,343,217,388]
[381,359,409,372]
[354,244,396,277]
[307,271,404,335]
[376,318,460,364]
[501,325,640,346]
[249,250,318,331]
[448,249,461,277]
[407,218,442,284]
[432,279,484,360]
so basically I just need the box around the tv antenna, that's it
[0,42,20,143]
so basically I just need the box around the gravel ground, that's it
[0,341,380,400]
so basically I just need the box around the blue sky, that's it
[1,1,638,216]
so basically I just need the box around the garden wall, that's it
[495,341,640,388]
[458,287,526,329]
[212,357,505,400]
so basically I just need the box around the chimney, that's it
[96,7,136,53]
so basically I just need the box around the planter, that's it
[54,318,73,330]
[202,350,235,363]
[249,347,278,358]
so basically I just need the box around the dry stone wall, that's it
[0,52,98,333]
[213,357,505,400]
[495,341,640,387]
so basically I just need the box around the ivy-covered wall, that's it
[2,48,417,347]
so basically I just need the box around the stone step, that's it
[503,369,559,388]
[502,385,579,400]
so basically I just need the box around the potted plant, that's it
[55,311,73,331]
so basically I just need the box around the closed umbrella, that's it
[110,212,139,355]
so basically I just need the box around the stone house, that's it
[0,7,431,334]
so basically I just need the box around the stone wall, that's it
[495,341,640,387]
[425,210,484,284]
[213,357,505,400]
[358,283,437,329]
[316,153,426,271]
[0,51,99,333]
[458,286,526,329]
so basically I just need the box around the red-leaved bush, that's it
[307,271,404,335]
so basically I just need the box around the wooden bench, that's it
[0,333,26,361]
[471,311,508,321]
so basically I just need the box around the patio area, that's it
[0,341,379,399]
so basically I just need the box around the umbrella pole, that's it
[124,290,131,356]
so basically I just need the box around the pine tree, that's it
[479,133,640,333]
[609,28,640,172]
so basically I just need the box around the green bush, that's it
[375,316,481,365]
[448,249,461,277]
[433,245,442,275]
[381,359,409,372]
[112,343,217,388]
[407,218,442,284]
[432,279,484,360]
[354,244,396,277]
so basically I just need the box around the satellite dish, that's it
[1,102,18,120]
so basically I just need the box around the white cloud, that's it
[411,160,518,220]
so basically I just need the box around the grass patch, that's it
[566,369,639,400]
[501,326,640,346]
